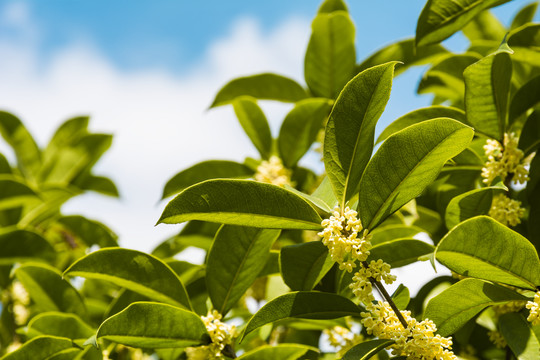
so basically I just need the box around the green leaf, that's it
[368,239,435,268]
[508,24,540,66]
[158,179,323,230]
[152,221,219,258]
[207,225,280,315]
[26,312,94,340]
[56,215,118,248]
[416,0,512,46]
[15,263,87,318]
[510,75,540,125]
[519,110,540,155]
[304,11,356,99]
[211,73,308,107]
[436,216,540,289]
[423,278,527,336]
[0,229,55,264]
[444,185,506,229]
[280,241,334,291]
[242,291,361,339]
[324,62,399,207]
[43,116,89,163]
[97,302,208,348]
[1,336,75,360]
[75,174,119,197]
[391,284,410,310]
[370,224,425,245]
[462,10,506,43]
[358,118,474,230]
[510,2,538,30]
[64,248,191,310]
[238,344,317,360]
[0,178,39,210]
[357,38,449,77]
[0,111,41,180]
[284,185,333,216]
[0,153,12,174]
[376,106,466,144]
[499,312,540,360]
[318,0,348,13]
[232,97,273,159]
[340,339,395,360]
[162,160,253,199]
[464,50,513,140]
[278,98,332,168]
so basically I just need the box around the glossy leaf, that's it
[56,215,118,248]
[416,0,511,46]
[358,118,474,230]
[436,216,540,289]
[162,160,253,199]
[158,179,323,230]
[15,263,87,318]
[464,49,512,140]
[278,98,332,168]
[238,344,317,360]
[510,75,540,125]
[424,278,527,336]
[376,106,466,144]
[97,302,208,348]
[510,2,538,30]
[0,178,39,210]
[341,339,395,360]
[305,11,356,98]
[444,185,506,229]
[232,97,273,159]
[280,241,334,291]
[64,248,191,309]
[210,73,308,107]
[242,291,361,339]
[324,62,398,207]
[0,229,55,265]
[519,110,540,155]
[26,312,94,340]
[499,312,540,360]
[207,225,280,314]
[1,336,76,360]
[368,239,434,268]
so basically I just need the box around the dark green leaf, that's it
[151,221,219,258]
[0,153,11,174]
[358,118,474,230]
[0,229,55,265]
[26,312,94,340]
[423,278,527,336]
[436,216,540,289]
[510,2,538,30]
[158,179,323,230]
[368,239,434,268]
[238,344,317,360]
[499,312,540,360]
[0,178,39,210]
[232,97,273,159]
[510,75,540,126]
[278,98,332,168]
[280,241,334,291]
[75,175,119,197]
[207,225,280,314]
[519,110,540,155]
[416,0,511,46]
[242,291,361,339]
[340,339,394,360]
[324,62,399,207]
[305,11,356,98]
[56,215,118,248]
[97,302,208,348]
[507,24,540,67]
[211,73,308,107]
[1,336,75,360]
[64,248,191,310]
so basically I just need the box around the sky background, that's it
[0,0,537,293]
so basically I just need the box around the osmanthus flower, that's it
[254,155,294,187]
[487,330,507,349]
[7,281,30,326]
[489,193,526,227]
[361,301,457,360]
[318,206,372,272]
[323,325,364,357]
[481,133,531,185]
[526,292,540,326]
[185,310,237,360]
[350,259,396,305]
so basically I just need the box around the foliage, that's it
[1,0,540,359]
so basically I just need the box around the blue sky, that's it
[0,0,537,291]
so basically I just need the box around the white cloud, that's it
[0,2,310,252]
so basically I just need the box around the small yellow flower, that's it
[488,330,507,349]
[186,310,236,360]
[489,193,525,227]
[350,259,396,305]
[493,300,526,315]
[323,325,364,357]
[482,133,530,185]
[254,156,294,187]
[526,292,540,326]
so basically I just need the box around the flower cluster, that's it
[526,292,540,326]
[487,330,507,349]
[488,193,526,227]
[185,310,236,360]
[350,259,396,304]
[323,325,364,357]
[481,133,530,185]
[318,206,372,272]
[10,281,30,326]
[254,156,293,187]
[493,300,526,316]
[361,301,457,360]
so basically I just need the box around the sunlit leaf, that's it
[341,339,395,360]
[26,312,94,340]
[462,10,506,43]
[232,97,273,159]
[510,2,538,30]
[368,239,434,268]
[499,312,540,360]
[1,336,76,360]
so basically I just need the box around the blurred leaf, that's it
[318,0,348,13]
[232,97,273,159]
[508,24,540,67]
[75,174,119,197]
[510,2,538,30]
[238,344,317,360]
[436,216,540,289]
[510,75,540,125]
[211,73,308,107]
[305,11,356,98]
[43,116,89,164]
[0,177,39,210]
[499,312,540,360]
[158,179,323,230]
[358,118,473,230]
[56,215,118,248]
[207,225,280,315]
[162,160,253,199]
[416,0,511,46]
[0,153,11,174]
[519,110,540,155]
[26,312,94,340]
[1,336,76,360]
[370,224,424,245]
[64,248,191,310]
[324,62,398,207]
[151,220,219,258]
[368,239,434,268]
[97,302,208,348]
[462,10,506,42]
[341,339,395,360]
[0,229,55,264]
